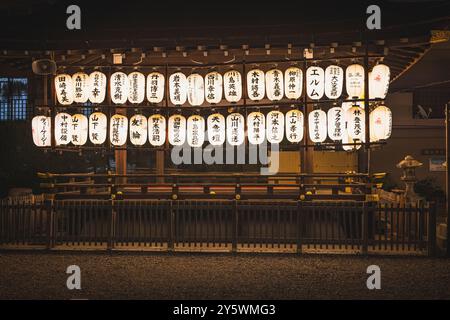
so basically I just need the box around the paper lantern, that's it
[308,109,327,143]
[306,66,324,100]
[146,72,165,104]
[246,69,265,101]
[148,114,166,147]
[32,116,51,147]
[266,110,284,143]
[168,114,186,146]
[169,72,188,105]
[207,113,226,146]
[370,105,392,141]
[88,71,107,104]
[346,106,365,140]
[247,111,265,145]
[110,72,129,104]
[342,98,364,111]
[71,114,88,146]
[226,113,245,145]
[346,64,365,98]
[187,73,205,106]
[110,114,128,146]
[72,72,89,103]
[204,71,223,104]
[89,112,107,145]
[54,112,73,145]
[129,114,148,146]
[284,67,302,100]
[324,65,343,99]
[369,64,390,99]
[128,71,145,104]
[223,70,242,103]
[327,107,344,141]
[54,74,74,105]
[342,130,361,151]
[187,115,205,148]
[266,69,284,101]
[285,109,304,143]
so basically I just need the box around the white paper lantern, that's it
[342,130,361,151]
[88,71,107,104]
[346,106,365,140]
[369,64,390,99]
[187,115,205,148]
[246,69,265,101]
[324,65,343,99]
[128,71,145,104]
[370,105,392,141]
[55,74,74,105]
[169,72,188,106]
[168,114,186,146]
[226,113,245,145]
[247,111,265,145]
[327,107,344,141]
[266,69,284,101]
[110,72,129,104]
[223,70,242,103]
[285,109,304,143]
[32,116,51,147]
[72,72,89,103]
[266,110,284,143]
[54,112,73,145]
[129,114,148,146]
[308,109,327,143]
[204,71,223,104]
[284,67,302,100]
[306,66,324,100]
[148,114,166,147]
[146,72,165,104]
[187,73,205,106]
[71,114,88,146]
[207,113,226,145]
[110,114,128,146]
[89,112,107,145]
[346,64,365,98]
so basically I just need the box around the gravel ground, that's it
[0,251,449,300]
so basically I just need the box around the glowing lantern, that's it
[306,66,324,100]
[54,74,74,105]
[370,105,392,141]
[72,72,89,103]
[54,112,73,145]
[266,110,284,143]
[246,69,265,101]
[308,109,327,143]
[129,114,148,146]
[187,115,205,148]
[88,71,107,104]
[168,114,186,146]
[346,64,365,98]
[266,69,284,101]
[148,114,166,146]
[284,67,302,100]
[71,114,88,146]
[169,72,188,106]
[89,112,107,145]
[110,114,128,146]
[32,116,51,147]
[342,130,361,151]
[187,73,205,106]
[346,106,365,140]
[324,65,343,99]
[146,72,165,104]
[110,72,129,104]
[285,109,304,143]
[327,107,344,141]
[223,70,242,103]
[204,71,223,104]
[369,64,390,99]
[247,111,265,145]
[207,113,226,146]
[128,71,145,104]
[226,113,245,145]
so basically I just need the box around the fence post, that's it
[296,200,302,254]
[232,200,238,253]
[362,202,369,255]
[108,198,116,250]
[45,198,54,250]
[427,202,437,257]
[168,200,174,252]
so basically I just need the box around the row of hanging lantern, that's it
[32,106,391,149]
[54,64,390,106]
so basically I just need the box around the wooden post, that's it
[446,103,450,256]
[363,42,371,174]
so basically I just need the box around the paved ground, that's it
[0,251,449,300]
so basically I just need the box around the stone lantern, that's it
[396,155,423,203]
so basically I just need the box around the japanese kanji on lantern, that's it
[128,71,145,104]
[284,66,302,100]
[370,105,392,141]
[306,66,324,100]
[187,73,205,106]
[72,72,89,103]
[88,71,107,104]
[148,114,166,146]
[266,69,284,101]
[168,114,186,146]
[247,69,265,101]
[226,113,245,145]
[345,64,365,98]
[146,71,165,104]
[55,112,73,145]
[247,111,265,145]
[32,115,51,147]
[187,115,205,148]
[110,72,129,104]
[223,70,242,103]
[110,114,128,146]
[55,74,74,105]
[308,109,327,143]
[327,107,344,141]
[266,110,284,143]
[71,114,88,146]
[169,72,188,106]
[346,106,365,140]
[207,113,225,146]
[285,109,303,143]
[89,112,107,145]
[369,64,390,99]
[129,114,148,146]
[324,65,343,99]
[204,71,222,104]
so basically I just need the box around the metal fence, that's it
[0,199,436,255]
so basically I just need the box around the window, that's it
[412,83,450,119]
[0,77,29,121]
